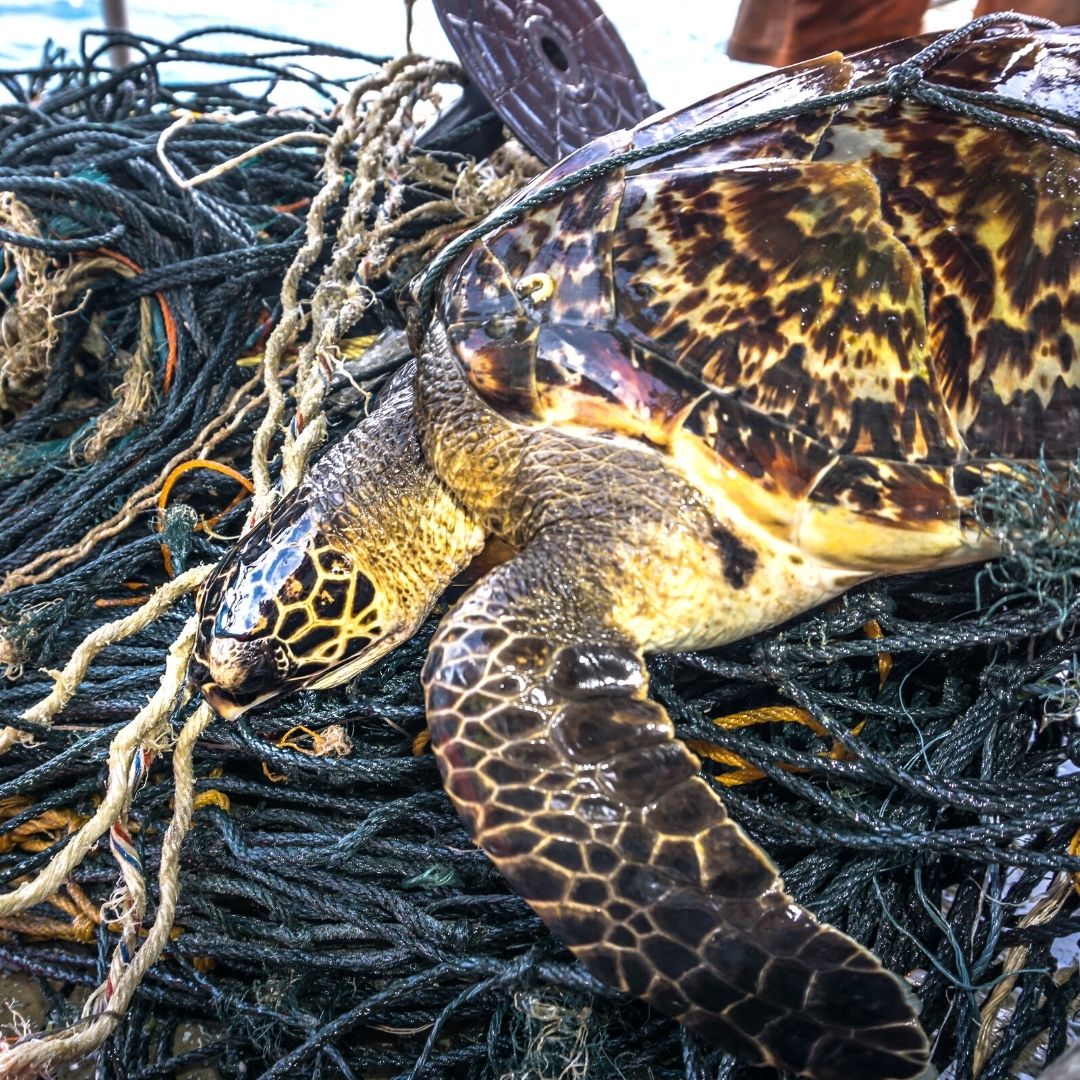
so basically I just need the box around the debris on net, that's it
[0,24,1075,1080]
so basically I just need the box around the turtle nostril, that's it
[247,642,278,683]
[186,656,210,691]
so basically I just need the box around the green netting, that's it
[0,17,1076,1080]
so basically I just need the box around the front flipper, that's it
[423,543,930,1080]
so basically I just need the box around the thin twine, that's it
[413,12,1074,333]
[77,282,159,464]
[251,54,463,516]
[156,111,333,191]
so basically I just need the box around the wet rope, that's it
[0,14,1075,1080]
[250,53,464,517]
[0,22,542,1077]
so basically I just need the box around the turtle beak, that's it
[199,684,247,721]
[186,634,293,720]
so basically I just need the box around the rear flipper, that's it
[423,539,930,1080]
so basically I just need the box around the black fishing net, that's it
[0,17,1076,1080]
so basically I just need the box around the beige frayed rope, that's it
[0,196,157,456]
[0,574,208,1079]
[250,54,464,516]
[972,871,1077,1076]
[0,49,543,1074]
[0,599,203,915]
[18,564,210,731]
[156,111,333,191]
[0,696,213,1078]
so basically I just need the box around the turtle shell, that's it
[435,23,1080,572]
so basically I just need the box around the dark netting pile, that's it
[0,19,1076,1080]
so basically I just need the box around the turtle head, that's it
[188,359,487,720]
[188,491,397,720]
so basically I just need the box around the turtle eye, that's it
[517,273,555,303]
[199,570,225,614]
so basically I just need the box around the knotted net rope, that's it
[0,13,1075,1080]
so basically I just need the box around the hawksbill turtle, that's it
[187,20,1080,1080]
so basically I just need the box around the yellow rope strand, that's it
[689,706,865,787]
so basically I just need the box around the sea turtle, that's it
[187,20,1080,1080]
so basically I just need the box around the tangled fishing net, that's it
[0,16,1076,1080]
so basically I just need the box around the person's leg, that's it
[728,0,928,66]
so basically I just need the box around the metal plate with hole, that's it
[434,0,658,164]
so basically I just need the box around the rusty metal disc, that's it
[434,0,657,164]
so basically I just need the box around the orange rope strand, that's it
[156,459,254,577]
[863,618,893,687]
[1070,828,1080,896]
[96,248,179,394]
[689,706,865,787]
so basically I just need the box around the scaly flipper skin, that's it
[424,536,928,1080]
